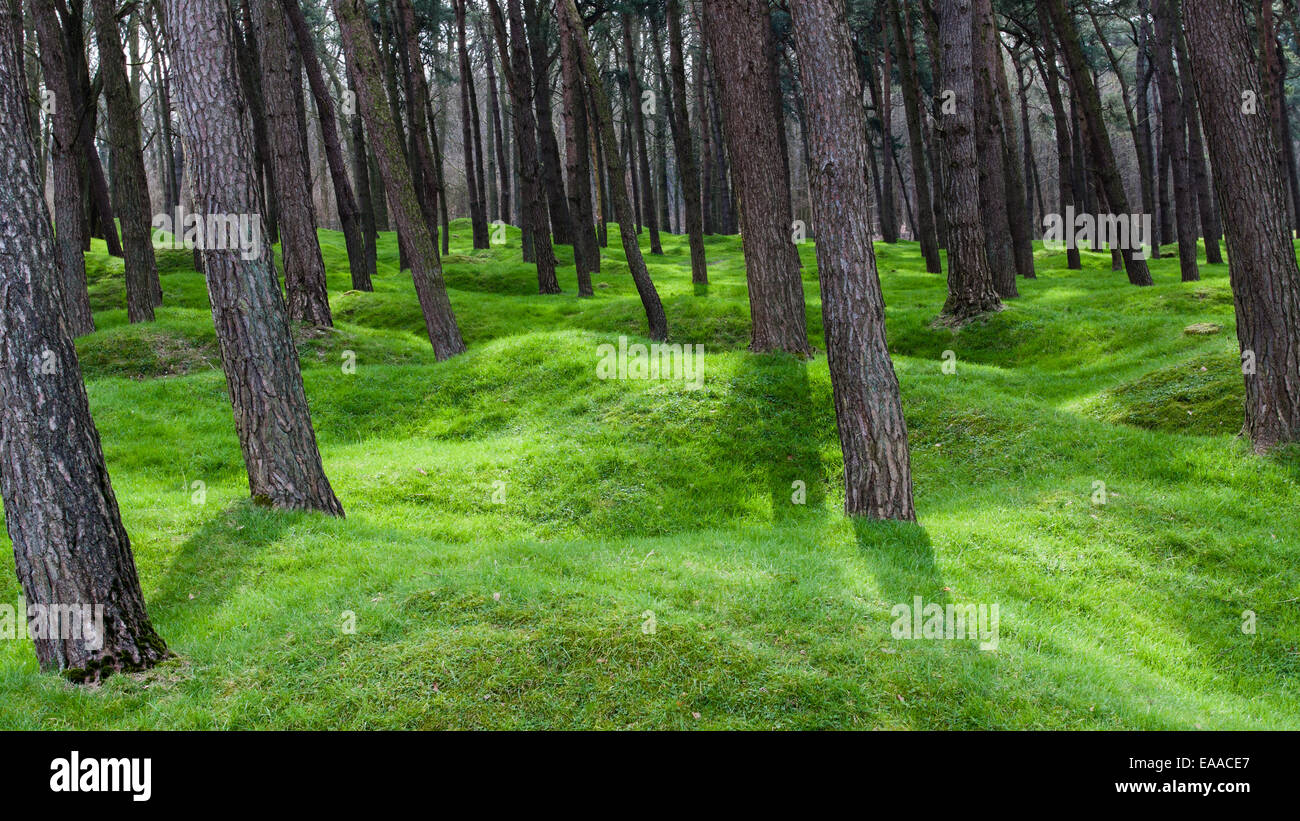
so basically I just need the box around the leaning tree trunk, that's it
[281,0,372,291]
[936,0,1002,321]
[334,0,465,359]
[558,0,668,340]
[559,11,599,291]
[30,0,95,336]
[702,0,812,355]
[165,0,345,513]
[1184,0,1300,451]
[0,16,169,681]
[1045,0,1154,286]
[90,0,159,321]
[788,0,916,522]
[1152,0,1200,282]
[254,0,332,326]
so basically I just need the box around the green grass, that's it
[1,221,1297,729]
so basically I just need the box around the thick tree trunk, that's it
[1152,0,1199,282]
[91,0,159,321]
[164,0,345,513]
[558,0,668,340]
[1045,0,1153,286]
[788,0,916,521]
[887,0,941,273]
[1185,0,1300,451]
[254,0,332,326]
[30,0,94,336]
[559,8,599,291]
[281,0,371,290]
[0,18,169,681]
[936,0,1002,320]
[702,0,811,355]
[333,0,465,359]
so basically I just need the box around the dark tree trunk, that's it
[702,0,811,355]
[936,0,1002,320]
[662,0,707,284]
[281,0,372,290]
[165,0,345,513]
[558,0,668,340]
[788,0,916,521]
[887,0,941,273]
[559,6,599,290]
[455,0,489,249]
[524,0,573,247]
[333,0,466,359]
[482,18,510,224]
[1152,0,1200,282]
[1033,14,1080,266]
[983,0,1034,280]
[233,0,277,245]
[1135,0,1159,259]
[423,93,452,257]
[970,0,1016,298]
[1173,22,1222,264]
[91,0,159,320]
[0,17,168,681]
[623,13,662,254]
[30,0,94,336]
[1045,0,1154,286]
[349,74,379,287]
[254,0,332,326]
[1185,0,1300,451]
[877,8,899,244]
[392,0,442,263]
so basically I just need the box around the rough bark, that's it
[332,0,466,359]
[887,0,940,273]
[1152,0,1199,281]
[936,0,1002,320]
[1184,0,1300,451]
[970,0,1016,298]
[90,0,159,321]
[164,0,345,513]
[1173,22,1222,265]
[524,0,573,247]
[558,5,599,290]
[0,15,169,680]
[788,0,916,521]
[702,0,811,355]
[558,0,668,340]
[623,13,662,255]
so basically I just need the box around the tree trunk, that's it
[788,0,916,521]
[984,0,1034,280]
[164,0,345,513]
[936,0,1002,320]
[254,0,332,326]
[0,17,169,681]
[455,0,489,249]
[559,6,599,290]
[970,0,1016,298]
[1184,0,1300,451]
[90,0,159,321]
[663,0,707,284]
[482,18,510,224]
[281,0,372,290]
[623,13,662,254]
[702,0,811,355]
[524,0,574,247]
[887,0,941,273]
[332,0,466,359]
[1173,23,1222,265]
[878,7,899,244]
[1044,0,1153,286]
[558,0,668,340]
[1152,0,1200,282]
[30,0,94,336]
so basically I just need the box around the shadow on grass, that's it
[853,518,947,607]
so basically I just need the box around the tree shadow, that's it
[852,518,947,608]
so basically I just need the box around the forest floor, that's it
[1,221,1297,729]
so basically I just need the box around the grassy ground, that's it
[1,221,1296,729]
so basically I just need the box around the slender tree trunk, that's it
[165,0,345,513]
[983,0,1034,280]
[1173,23,1222,265]
[936,0,1002,320]
[970,0,1016,298]
[454,0,488,248]
[1152,0,1199,282]
[788,0,915,521]
[623,13,662,254]
[559,6,599,290]
[1135,0,1159,259]
[558,0,668,340]
[1033,13,1080,269]
[281,0,371,290]
[332,0,466,359]
[663,0,707,284]
[482,18,510,224]
[524,0,573,247]
[91,0,159,320]
[0,10,169,681]
[878,7,899,244]
[1185,0,1300,450]
[887,0,940,273]
[349,74,378,288]
[254,0,332,326]
[30,0,94,336]
[702,0,811,355]
[1045,0,1154,286]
